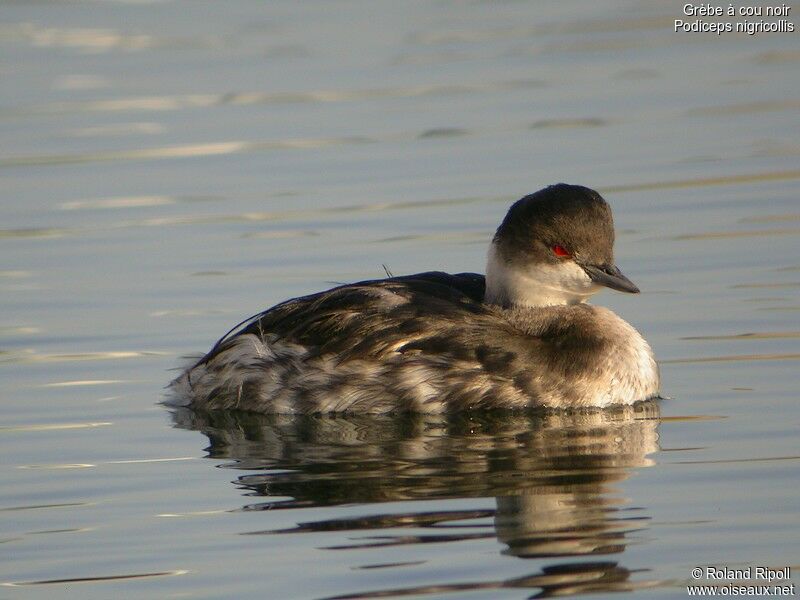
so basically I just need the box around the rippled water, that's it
[1,1,798,598]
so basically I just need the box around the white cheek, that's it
[546,261,596,292]
[523,262,600,302]
[486,244,600,307]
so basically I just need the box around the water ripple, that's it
[0,422,112,433]
[601,169,800,194]
[661,352,800,364]
[0,502,91,512]
[0,228,70,239]
[0,325,40,336]
[0,22,156,53]
[317,562,666,600]
[2,570,189,587]
[671,455,800,465]
[2,79,542,117]
[0,193,507,240]
[754,49,800,64]
[41,379,129,387]
[1,350,167,365]
[64,122,164,138]
[739,214,800,224]
[61,195,177,210]
[408,15,667,46]
[687,100,800,117]
[731,282,800,289]
[17,457,196,470]
[531,117,608,129]
[673,228,800,240]
[682,331,800,341]
[372,232,487,244]
[0,137,376,168]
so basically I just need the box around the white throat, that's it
[485,243,600,308]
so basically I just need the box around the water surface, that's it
[1,1,798,598]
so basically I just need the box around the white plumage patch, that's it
[485,243,599,307]
[167,334,308,412]
[580,307,660,407]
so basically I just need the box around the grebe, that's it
[168,184,659,413]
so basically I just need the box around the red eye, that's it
[552,245,570,258]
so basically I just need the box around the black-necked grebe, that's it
[168,184,659,413]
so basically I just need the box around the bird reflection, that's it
[171,402,661,597]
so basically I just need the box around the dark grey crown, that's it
[493,184,615,266]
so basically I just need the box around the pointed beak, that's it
[581,263,640,294]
